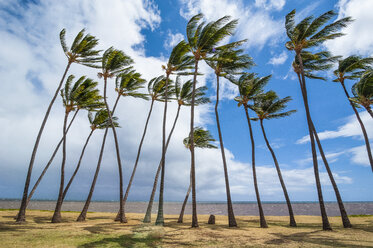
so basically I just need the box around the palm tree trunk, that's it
[51,109,70,223]
[62,129,94,201]
[24,110,79,209]
[215,75,237,227]
[190,59,199,228]
[364,105,373,119]
[103,78,125,223]
[259,119,296,227]
[17,62,72,223]
[177,169,192,223]
[77,95,121,222]
[115,99,155,221]
[156,73,170,226]
[296,52,331,230]
[143,105,181,223]
[244,105,267,228]
[340,81,373,172]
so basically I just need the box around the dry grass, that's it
[0,210,372,247]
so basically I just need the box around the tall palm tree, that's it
[178,127,217,223]
[186,13,239,227]
[52,75,102,223]
[62,109,119,201]
[231,73,271,228]
[293,51,353,228]
[333,56,373,170]
[97,47,133,223]
[351,71,373,119]
[285,9,352,230]
[114,75,169,222]
[250,91,297,227]
[206,48,253,227]
[143,78,209,223]
[17,29,101,223]
[156,40,194,226]
[77,69,146,222]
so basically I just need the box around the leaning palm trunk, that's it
[77,97,120,221]
[340,82,373,171]
[103,78,125,223]
[177,180,192,223]
[296,52,331,230]
[17,62,72,223]
[259,119,296,227]
[62,129,94,201]
[114,99,155,221]
[215,76,237,227]
[143,105,181,223]
[51,109,70,223]
[244,105,267,228]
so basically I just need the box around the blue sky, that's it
[0,0,372,203]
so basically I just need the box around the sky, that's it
[0,0,372,203]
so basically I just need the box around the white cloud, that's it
[324,0,373,57]
[255,0,285,11]
[164,30,184,49]
[268,51,288,65]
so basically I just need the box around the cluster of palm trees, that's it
[16,9,372,231]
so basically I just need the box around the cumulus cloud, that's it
[268,51,288,65]
[254,0,285,11]
[164,30,184,49]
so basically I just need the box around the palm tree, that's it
[206,48,253,227]
[156,40,194,226]
[250,91,297,227]
[143,78,209,223]
[351,71,373,119]
[231,73,271,228]
[61,109,119,201]
[17,29,101,223]
[178,127,217,223]
[97,47,133,223]
[293,51,353,228]
[285,9,352,230]
[52,75,102,223]
[186,13,239,227]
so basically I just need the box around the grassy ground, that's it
[0,210,372,247]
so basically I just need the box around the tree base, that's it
[51,212,62,223]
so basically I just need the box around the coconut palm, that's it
[206,48,253,227]
[231,73,271,228]
[77,69,146,222]
[52,75,102,223]
[285,9,352,230]
[186,13,240,227]
[97,47,133,223]
[61,110,119,202]
[143,78,209,223]
[156,40,194,226]
[351,71,373,119]
[333,56,373,170]
[250,91,297,227]
[178,127,217,223]
[292,51,353,228]
[17,29,101,223]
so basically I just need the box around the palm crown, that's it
[88,109,120,130]
[98,47,134,79]
[61,75,103,113]
[147,76,175,101]
[250,91,296,121]
[164,40,194,75]
[333,56,373,83]
[350,71,373,108]
[183,127,218,150]
[174,77,210,106]
[60,29,101,67]
[115,70,148,100]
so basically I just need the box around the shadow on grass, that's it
[78,233,161,248]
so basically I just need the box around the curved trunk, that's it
[340,81,373,172]
[260,119,296,227]
[215,75,237,227]
[77,95,121,221]
[115,99,155,221]
[51,109,70,223]
[365,105,373,119]
[143,105,181,223]
[244,106,267,228]
[190,59,199,228]
[103,78,125,223]
[177,168,192,223]
[62,129,95,201]
[156,73,170,226]
[296,52,331,231]
[24,110,79,207]
[17,62,71,223]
